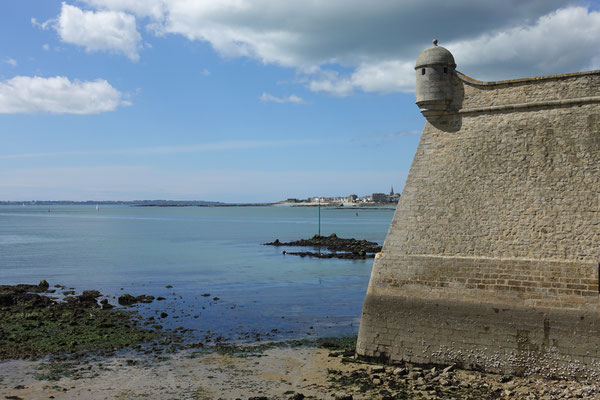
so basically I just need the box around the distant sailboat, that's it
[96,204,99,211]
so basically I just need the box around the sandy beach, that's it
[3,343,600,400]
[2,282,600,399]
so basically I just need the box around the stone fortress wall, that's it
[357,41,600,379]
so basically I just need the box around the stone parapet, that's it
[456,70,600,110]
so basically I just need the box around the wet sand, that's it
[1,347,342,399]
[3,345,600,400]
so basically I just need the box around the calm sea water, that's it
[0,205,393,342]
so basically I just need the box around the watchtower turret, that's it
[415,39,456,117]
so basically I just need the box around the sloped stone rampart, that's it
[357,70,600,378]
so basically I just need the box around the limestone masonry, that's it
[357,40,600,379]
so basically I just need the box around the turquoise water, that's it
[0,205,393,342]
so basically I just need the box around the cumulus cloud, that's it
[448,6,600,80]
[259,92,304,104]
[154,0,566,68]
[308,71,354,97]
[53,3,142,60]
[79,0,165,20]
[309,61,416,96]
[310,6,600,95]
[38,1,600,95]
[0,76,128,114]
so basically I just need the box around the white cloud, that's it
[31,17,55,30]
[56,3,142,61]
[448,6,600,80]
[79,0,165,20]
[2,57,17,67]
[38,2,600,95]
[156,1,600,94]
[0,76,128,114]
[308,71,354,97]
[350,61,415,94]
[201,68,210,76]
[259,92,304,104]
[309,61,416,96]
[42,43,50,51]
[311,6,600,95]
[152,0,567,68]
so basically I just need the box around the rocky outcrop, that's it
[118,294,155,306]
[264,234,381,260]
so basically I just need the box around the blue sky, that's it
[1,1,599,202]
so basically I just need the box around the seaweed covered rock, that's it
[0,282,160,360]
[264,233,382,260]
[0,282,55,309]
[118,294,155,306]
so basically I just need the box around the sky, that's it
[1,1,599,203]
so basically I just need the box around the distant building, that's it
[371,193,389,203]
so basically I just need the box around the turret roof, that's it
[415,39,456,69]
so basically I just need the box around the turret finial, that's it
[433,39,438,46]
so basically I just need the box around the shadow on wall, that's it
[425,74,464,133]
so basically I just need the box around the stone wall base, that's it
[357,294,600,380]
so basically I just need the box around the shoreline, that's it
[4,284,600,398]
[134,203,397,208]
[3,338,600,399]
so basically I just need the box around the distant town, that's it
[0,188,400,207]
[279,187,400,207]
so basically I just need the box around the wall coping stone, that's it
[456,70,600,86]
[456,96,600,115]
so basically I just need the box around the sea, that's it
[0,204,394,343]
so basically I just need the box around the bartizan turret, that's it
[415,39,456,117]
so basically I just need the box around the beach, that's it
[2,285,600,400]
[3,341,600,399]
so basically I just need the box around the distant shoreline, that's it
[0,201,397,209]
[135,203,396,208]
[134,203,276,207]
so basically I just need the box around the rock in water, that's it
[118,294,136,306]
